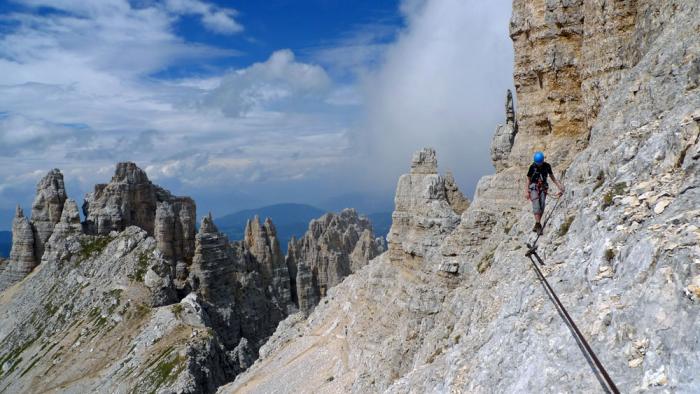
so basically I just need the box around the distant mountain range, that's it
[216,203,391,253]
[0,231,11,258]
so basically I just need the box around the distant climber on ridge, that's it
[526,151,564,234]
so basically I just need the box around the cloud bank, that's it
[354,0,514,194]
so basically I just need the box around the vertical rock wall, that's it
[30,169,67,261]
[83,162,196,269]
[0,169,70,291]
[507,0,685,172]
[244,216,294,313]
[288,209,386,314]
[0,207,37,291]
[387,148,460,263]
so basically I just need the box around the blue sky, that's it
[0,0,513,229]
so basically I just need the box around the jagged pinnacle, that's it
[200,212,219,234]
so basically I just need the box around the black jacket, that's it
[527,162,553,185]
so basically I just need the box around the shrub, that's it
[478,250,495,273]
[593,171,605,192]
[558,216,575,236]
[604,248,615,262]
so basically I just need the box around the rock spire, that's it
[83,162,196,266]
[287,208,385,314]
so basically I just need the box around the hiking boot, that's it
[533,222,542,234]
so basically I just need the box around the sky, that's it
[0,0,514,230]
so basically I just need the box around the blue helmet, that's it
[533,151,544,164]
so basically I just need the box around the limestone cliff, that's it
[0,207,37,291]
[220,1,700,392]
[30,169,67,261]
[0,169,69,291]
[83,162,197,288]
[83,163,196,264]
[244,216,294,314]
[2,1,698,392]
[286,209,386,314]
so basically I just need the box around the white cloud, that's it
[0,2,349,220]
[0,0,514,228]
[203,50,331,116]
[310,23,398,78]
[164,0,243,34]
[353,0,514,194]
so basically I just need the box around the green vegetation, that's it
[478,249,495,274]
[149,354,186,393]
[558,216,575,237]
[19,357,41,377]
[604,248,615,262]
[593,170,605,192]
[126,303,151,321]
[77,236,113,264]
[0,333,42,378]
[106,289,123,314]
[134,347,187,394]
[613,182,627,195]
[171,304,184,318]
[602,191,614,209]
[43,302,59,317]
[129,252,150,282]
[602,182,628,210]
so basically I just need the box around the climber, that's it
[525,151,564,234]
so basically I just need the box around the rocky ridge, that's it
[0,163,384,393]
[221,1,700,392]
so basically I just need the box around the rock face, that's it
[0,170,71,291]
[30,169,67,261]
[154,198,197,292]
[388,148,460,263]
[0,158,387,393]
[294,261,317,314]
[244,217,294,313]
[508,0,587,167]
[188,214,295,381]
[444,171,471,215]
[84,162,196,269]
[491,89,518,170]
[286,209,385,314]
[83,163,158,235]
[0,207,37,291]
[51,199,82,238]
[220,1,700,392]
[0,226,226,394]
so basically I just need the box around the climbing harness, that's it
[523,194,619,394]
